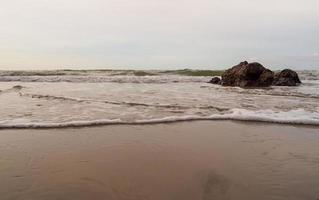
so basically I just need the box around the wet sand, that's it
[0,121,319,200]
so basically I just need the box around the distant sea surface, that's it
[0,69,318,128]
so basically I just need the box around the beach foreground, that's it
[0,121,318,200]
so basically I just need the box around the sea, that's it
[0,69,318,128]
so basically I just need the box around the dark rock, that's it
[273,69,301,86]
[221,61,274,87]
[12,85,23,90]
[209,77,221,85]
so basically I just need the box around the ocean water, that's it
[0,70,319,128]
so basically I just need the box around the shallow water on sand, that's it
[1,78,319,128]
[1,70,319,127]
[0,121,318,200]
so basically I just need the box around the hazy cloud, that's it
[0,0,318,69]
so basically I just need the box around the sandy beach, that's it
[0,121,318,200]
[2,0,319,199]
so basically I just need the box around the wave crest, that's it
[1,109,318,129]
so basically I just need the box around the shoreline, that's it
[1,78,319,129]
[1,118,319,130]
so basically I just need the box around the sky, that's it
[0,0,318,70]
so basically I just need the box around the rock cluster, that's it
[209,61,301,87]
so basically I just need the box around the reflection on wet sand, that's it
[0,121,319,200]
[201,171,230,200]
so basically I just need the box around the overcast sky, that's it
[0,0,318,70]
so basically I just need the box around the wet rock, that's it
[209,77,221,85]
[221,61,274,87]
[12,85,23,90]
[273,69,302,86]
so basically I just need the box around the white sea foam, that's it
[0,70,318,129]
[0,109,318,129]
[214,108,319,125]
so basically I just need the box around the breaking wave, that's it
[0,75,211,84]
[0,70,317,83]
[0,70,318,129]
[0,109,318,129]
